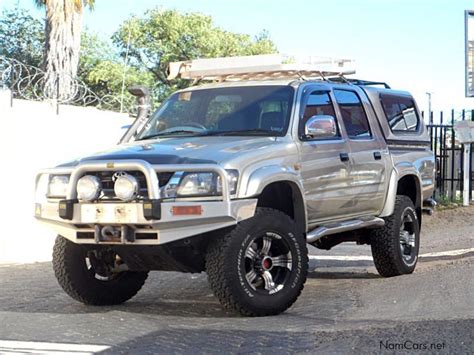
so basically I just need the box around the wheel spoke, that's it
[245,269,258,284]
[245,245,258,259]
[399,231,409,244]
[261,236,272,255]
[272,253,292,270]
[262,271,275,291]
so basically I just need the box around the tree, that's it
[113,9,277,102]
[0,7,44,67]
[77,31,154,111]
[34,0,94,100]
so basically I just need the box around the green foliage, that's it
[0,6,44,67]
[113,9,277,102]
[78,31,154,110]
[436,194,464,209]
[1,5,277,111]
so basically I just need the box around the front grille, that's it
[87,171,173,201]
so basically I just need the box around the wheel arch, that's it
[380,169,423,224]
[256,180,307,234]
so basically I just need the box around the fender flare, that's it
[243,165,308,232]
[380,166,422,217]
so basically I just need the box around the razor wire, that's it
[0,55,136,113]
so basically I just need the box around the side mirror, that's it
[304,115,337,139]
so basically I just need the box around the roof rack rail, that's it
[330,77,391,89]
[168,54,356,82]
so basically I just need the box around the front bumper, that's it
[35,160,257,245]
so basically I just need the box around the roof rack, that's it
[167,54,356,82]
[330,77,391,89]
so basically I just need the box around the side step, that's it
[306,217,385,244]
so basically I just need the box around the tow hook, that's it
[94,225,136,243]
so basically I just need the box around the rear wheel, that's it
[370,195,420,277]
[206,208,308,316]
[52,236,148,305]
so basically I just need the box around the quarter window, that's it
[334,90,372,139]
[380,94,419,133]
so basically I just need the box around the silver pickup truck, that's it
[35,75,435,316]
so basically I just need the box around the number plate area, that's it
[80,203,141,224]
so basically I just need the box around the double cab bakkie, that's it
[35,56,435,316]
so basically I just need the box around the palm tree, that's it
[34,0,94,100]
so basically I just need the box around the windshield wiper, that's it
[204,129,278,136]
[137,130,204,140]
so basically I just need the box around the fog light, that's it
[114,173,139,202]
[77,175,102,202]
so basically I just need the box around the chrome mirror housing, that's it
[304,115,337,139]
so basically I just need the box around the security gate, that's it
[426,110,474,202]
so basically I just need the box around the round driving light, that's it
[114,173,139,202]
[77,175,102,202]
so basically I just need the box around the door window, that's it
[300,91,339,138]
[334,90,372,139]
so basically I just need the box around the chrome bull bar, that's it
[37,159,231,202]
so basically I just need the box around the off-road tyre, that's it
[370,195,420,277]
[206,208,308,316]
[52,236,148,305]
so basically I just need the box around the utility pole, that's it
[426,92,433,123]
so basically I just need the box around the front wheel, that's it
[206,208,308,316]
[52,236,148,305]
[370,195,420,277]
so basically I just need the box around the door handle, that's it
[340,152,350,162]
[373,151,382,160]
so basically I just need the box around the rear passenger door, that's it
[332,89,388,215]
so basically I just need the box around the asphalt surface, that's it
[0,208,473,354]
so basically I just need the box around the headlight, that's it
[177,172,216,196]
[169,170,239,198]
[114,172,139,202]
[77,175,102,202]
[47,175,69,198]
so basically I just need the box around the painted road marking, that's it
[420,248,474,258]
[309,247,474,261]
[0,340,109,354]
[309,255,373,261]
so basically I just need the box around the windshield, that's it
[136,86,294,140]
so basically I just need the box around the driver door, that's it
[297,87,355,224]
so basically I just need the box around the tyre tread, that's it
[206,207,308,316]
[52,236,148,305]
[371,195,418,277]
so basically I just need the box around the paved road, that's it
[0,208,473,354]
[0,253,472,354]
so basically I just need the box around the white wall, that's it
[0,90,132,263]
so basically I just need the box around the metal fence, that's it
[425,110,474,202]
[0,56,135,113]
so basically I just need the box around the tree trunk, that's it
[42,0,83,101]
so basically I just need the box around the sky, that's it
[2,0,474,118]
